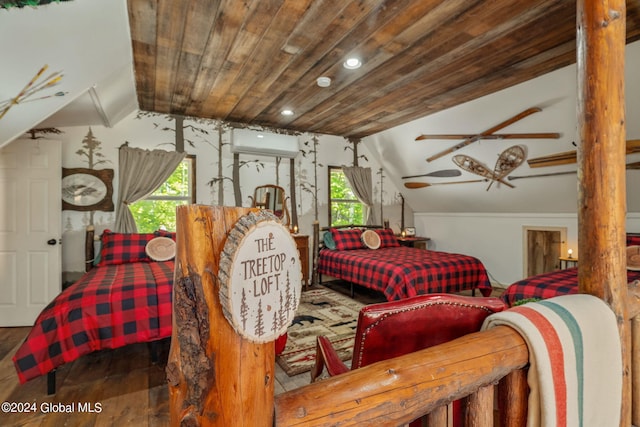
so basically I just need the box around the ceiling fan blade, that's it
[404,179,487,189]
[426,107,542,163]
[401,169,462,179]
[416,132,560,141]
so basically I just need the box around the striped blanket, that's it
[482,294,621,426]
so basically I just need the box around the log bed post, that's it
[576,0,629,425]
[166,205,275,426]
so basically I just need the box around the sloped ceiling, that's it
[0,0,136,148]
[2,1,639,215]
[127,0,640,138]
[368,39,640,213]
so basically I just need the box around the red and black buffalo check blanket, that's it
[501,267,640,307]
[13,261,174,383]
[317,246,492,301]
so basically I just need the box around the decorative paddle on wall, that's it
[404,179,488,189]
[418,107,558,163]
[527,139,640,168]
[508,161,640,181]
[401,169,461,179]
[507,170,577,181]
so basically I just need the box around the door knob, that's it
[47,239,57,246]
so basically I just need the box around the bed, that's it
[501,267,640,307]
[501,233,640,307]
[12,228,175,390]
[315,226,493,301]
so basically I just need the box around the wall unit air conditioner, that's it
[230,128,299,158]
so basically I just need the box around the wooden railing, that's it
[275,326,528,426]
[275,282,640,426]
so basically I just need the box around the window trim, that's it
[130,155,196,232]
[143,154,196,204]
[327,165,364,226]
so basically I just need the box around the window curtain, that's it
[342,166,377,226]
[114,146,187,233]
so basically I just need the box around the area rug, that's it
[276,287,364,377]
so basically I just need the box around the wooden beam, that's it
[167,205,274,426]
[275,326,528,426]
[527,140,640,168]
[576,1,629,425]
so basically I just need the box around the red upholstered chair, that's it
[310,293,507,425]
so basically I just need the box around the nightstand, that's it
[396,236,430,249]
[293,234,310,289]
[559,257,578,269]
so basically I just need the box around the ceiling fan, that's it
[416,107,560,163]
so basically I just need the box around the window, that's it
[130,155,196,232]
[328,166,364,226]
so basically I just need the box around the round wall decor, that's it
[61,167,114,211]
[218,210,302,343]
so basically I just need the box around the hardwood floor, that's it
[0,282,502,426]
[1,328,316,426]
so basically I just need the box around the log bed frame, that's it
[165,0,639,424]
[311,223,382,297]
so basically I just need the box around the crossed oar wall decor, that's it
[404,145,527,190]
[416,107,560,163]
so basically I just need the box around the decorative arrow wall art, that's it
[0,64,66,121]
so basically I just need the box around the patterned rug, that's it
[276,287,364,377]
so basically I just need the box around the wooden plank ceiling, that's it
[128,0,640,139]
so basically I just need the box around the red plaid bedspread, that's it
[13,261,174,383]
[318,246,492,301]
[501,267,640,307]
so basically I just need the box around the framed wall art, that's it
[61,167,114,211]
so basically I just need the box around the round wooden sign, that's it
[219,210,302,343]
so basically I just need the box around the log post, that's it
[167,205,277,426]
[576,0,628,425]
[85,225,95,272]
[497,368,528,427]
[465,385,494,427]
[424,405,447,425]
[311,220,320,285]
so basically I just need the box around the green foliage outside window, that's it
[329,167,364,226]
[130,159,193,232]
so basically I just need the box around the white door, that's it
[0,139,61,326]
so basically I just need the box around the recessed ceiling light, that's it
[281,109,294,116]
[317,76,332,87]
[343,57,362,69]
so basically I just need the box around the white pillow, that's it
[361,229,381,250]
[627,246,640,271]
[145,237,176,261]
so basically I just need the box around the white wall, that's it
[415,212,640,286]
[363,40,640,290]
[365,40,640,214]
[52,113,404,276]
